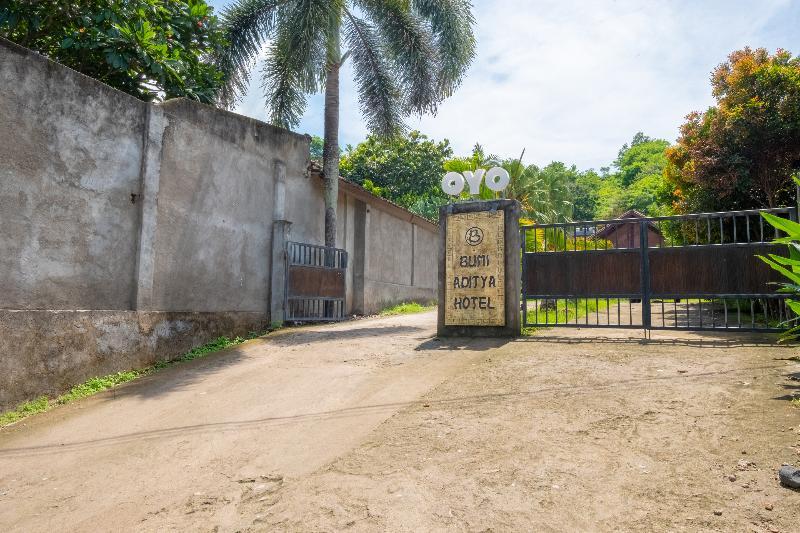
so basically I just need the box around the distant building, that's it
[594,210,665,249]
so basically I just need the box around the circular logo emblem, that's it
[465,227,484,246]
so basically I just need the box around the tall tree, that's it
[666,47,800,212]
[0,0,226,103]
[216,0,476,248]
[340,130,453,220]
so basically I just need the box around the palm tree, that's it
[216,0,476,248]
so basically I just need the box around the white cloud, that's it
[216,0,798,169]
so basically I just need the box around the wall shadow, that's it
[0,361,785,458]
[267,325,427,347]
[521,332,783,348]
[86,325,432,402]
[101,343,252,402]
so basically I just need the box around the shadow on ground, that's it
[57,324,433,405]
[415,336,513,352]
[523,331,785,348]
[267,325,427,347]
[0,359,786,458]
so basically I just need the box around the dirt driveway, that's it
[1,311,800,531]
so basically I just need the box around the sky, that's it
[208,0,800,170]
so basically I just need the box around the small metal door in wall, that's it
[285,241,348,322]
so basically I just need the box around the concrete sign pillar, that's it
[437,200,521,337]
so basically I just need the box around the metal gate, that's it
[521,208,796,332]
[285,241,348,322]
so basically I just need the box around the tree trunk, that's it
[322,57,340,250]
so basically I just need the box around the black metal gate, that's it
[285,241,348,322]
[521,208,796,332]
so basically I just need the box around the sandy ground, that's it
[1,311,800,531]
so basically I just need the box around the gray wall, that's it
[0,37,438,410]
[299,176,439,315]
[0,41,146,310]
[151,99,309,313]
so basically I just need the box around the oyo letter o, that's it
[442,172,465,195]
[485,167,510,192]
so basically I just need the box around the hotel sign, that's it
[444,210,506,326]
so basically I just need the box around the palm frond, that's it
[355,0,440,115]
[410,0,476,96]
[343,9,405,136]
[261,0,332,128]
[216,0,289,108]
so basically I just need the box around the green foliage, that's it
[521,217,613,252]
[341,130,453,220]
[666,47,800,212]
[443,144,501,202]
[0,0,227,103]
[217,0,476,134]
[0,396,50,426]
[56,371,144,404]
[614,133,669,187]
[572,171,602,221]
[309,135,324,164]
[586,133,673,220]
[757,197,800,342]
[0,331,267,428]
[509,132,673,224]
[338,129,674,226]
[380,301,435,316]
[442,146,576,223]
[522,162,577,223]
[522,298,614,335]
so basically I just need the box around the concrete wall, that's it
[300,176,439,315]
[0,37,438,410]
[151,99,309,313]
[0,41,146,311]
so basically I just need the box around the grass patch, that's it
[0,331,268,428]
[792,398,800,408]
[380,302,436,316]
[522,298,615,335]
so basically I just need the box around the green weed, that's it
[522,298,615,335]
[0,396,49,426]
[380,302,436,316]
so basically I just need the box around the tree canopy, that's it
[567,133,673,220]
[217,0,475,248]
[340,131,453,220]
[216,0,476,136]
[0,0,227,103]
[665,47,800,212]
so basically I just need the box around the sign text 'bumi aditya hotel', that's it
[444,210,506,326]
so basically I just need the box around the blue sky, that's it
[208,0,799,169]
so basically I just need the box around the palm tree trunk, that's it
[322,55,340,249]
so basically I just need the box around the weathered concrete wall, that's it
[0,39,290,410]
[151,99,309,313]
[0,39,145,310]
[0,37,437,410]
[0,310,267,409]
[331,179,439,315]
[284,173,438,315]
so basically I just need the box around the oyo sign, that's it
[441,167,510,196]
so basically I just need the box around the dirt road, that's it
[2,311,800,531]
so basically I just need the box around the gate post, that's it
[437,199,521,337]
[639,220,651,330]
